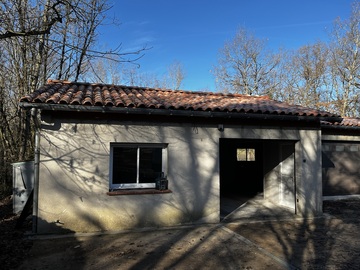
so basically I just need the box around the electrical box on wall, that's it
[156,173,168,190]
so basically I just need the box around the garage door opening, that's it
[219,139,263,219]
[219,138,297,220]
[322,141,360,196]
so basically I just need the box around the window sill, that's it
[107,189,172,196]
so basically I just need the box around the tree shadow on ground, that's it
[0,195,33,270]
[3,194,360,269]
[0,195,82,270]
[225,199,360,269]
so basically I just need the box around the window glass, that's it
[237,148,255,161]
[112,147,137,184]
[139,148,162,183]
[336,145,345,152]
[247,149,256,161]
[237,148,247,161]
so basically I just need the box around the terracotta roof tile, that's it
[322,117,360,127]
[19,80,338,118]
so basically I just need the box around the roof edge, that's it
[19,102,342,123]
[321,124,360,130]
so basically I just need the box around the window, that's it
[335,145,345,152]
[237,148,255,161]
[110,143,168,190]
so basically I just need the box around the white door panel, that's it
[280,144,295,210]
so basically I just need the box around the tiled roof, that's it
[322,117,360,127]
[20,80,338,117]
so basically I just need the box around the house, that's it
[19,79,360,234]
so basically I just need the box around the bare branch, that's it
[0,0,63,40]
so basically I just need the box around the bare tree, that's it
[212,27,281,96]
[279,42,330,110]
[166,61,185,90]
[87,56,123,85]
[0,0,62,40]
[0,0,148,196]
[212,5,360,117]
[89,60,186,90]
[328,1,360,117]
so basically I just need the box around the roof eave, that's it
[321,124,360,131]
[19,102,341,123]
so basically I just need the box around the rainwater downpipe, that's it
[31,108,41,233]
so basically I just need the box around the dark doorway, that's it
[219,139,264,218]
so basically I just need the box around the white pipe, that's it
[31,108,41,233]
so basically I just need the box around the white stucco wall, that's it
[296,129,323,215]
[36,117,323,233]
[37,120,221,233]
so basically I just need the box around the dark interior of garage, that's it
[219,139,264,218]
[219,138,297,219]
[220,139,263,196]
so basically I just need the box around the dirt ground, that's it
[1,196,360,270]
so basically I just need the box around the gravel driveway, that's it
[1,196,360,270]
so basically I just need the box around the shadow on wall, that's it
[38,118,220,232]
[322,150,360,196]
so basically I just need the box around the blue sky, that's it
[100,0,354,91]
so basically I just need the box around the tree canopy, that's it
[213,2,360,118]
